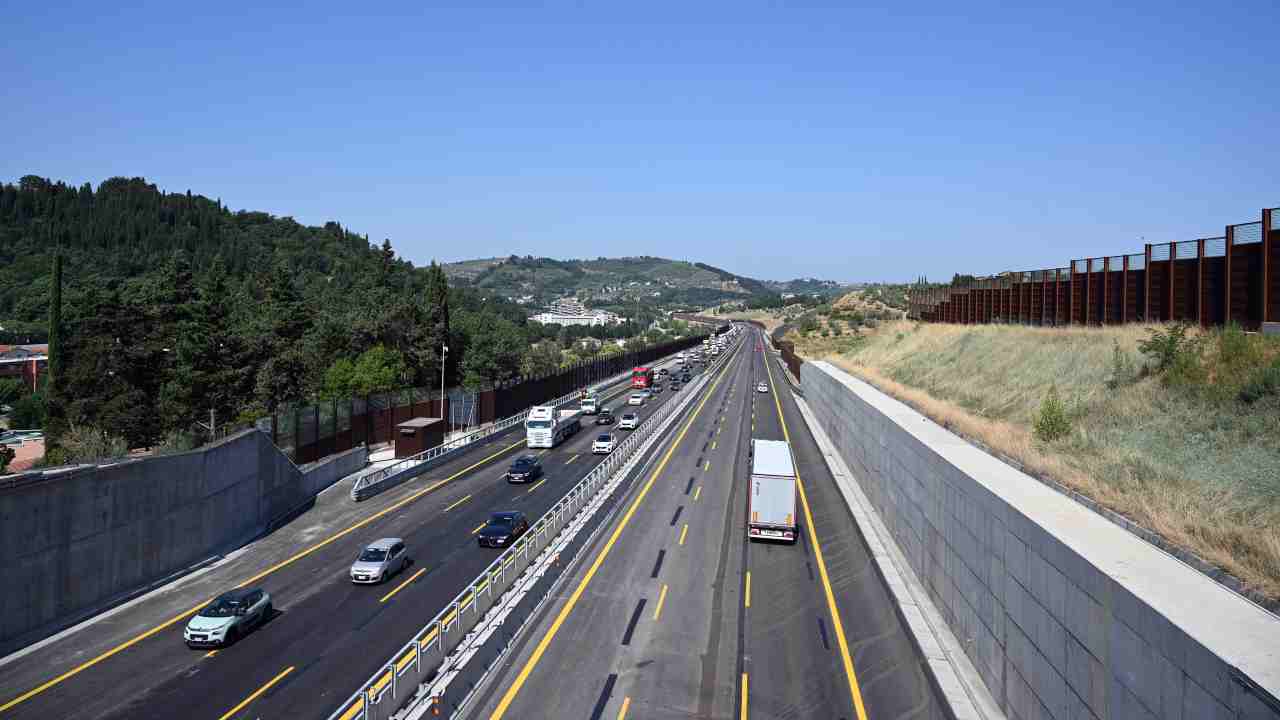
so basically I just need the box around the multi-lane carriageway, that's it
[0,327,943,720]
[0,356,691,719]
[469,327,943,720]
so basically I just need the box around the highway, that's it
[0,354,698,720]
[469,326,942,719]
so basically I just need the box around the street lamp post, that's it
[441,345,449,427]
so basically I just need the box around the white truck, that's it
[748,439,798,543]
[526,405,581,448]
[580,395,599,415]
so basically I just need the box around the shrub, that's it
[1214,323,1265,392]
[57,424,129,464]
[1106,340,1137,390]
[9,392,45,429]
[1239,362,1280,404]
[1034,385,1072,442]
[1138,323,1194,373]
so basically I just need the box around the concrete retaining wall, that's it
[0,430,367,653]
[802,361,1280,720]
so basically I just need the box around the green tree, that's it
[10,392,46,429]
[458,312,524,389]
[0,378,24,406]
[521,340,563,378]
[255,260,312,412]
[45,250,65,446]
[425,261,451,383]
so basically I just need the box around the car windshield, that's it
[359,547,388,562]
[489,513,519,528]
[527,420,551,429]
[513,457,536,469]
[597,434,612,442]
[199,596,246,618]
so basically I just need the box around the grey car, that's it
[350,538,409,584]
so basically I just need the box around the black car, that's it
[670,382,681,391]
[505,455,543,483]
[477,511,530,547]
[595,408,615,425]
[681,374,692,383]
[658,368,669,376]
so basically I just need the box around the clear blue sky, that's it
[4,1,1277,283]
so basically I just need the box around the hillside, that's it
[793,320,1280,603]
[442,255,776,307]
[0,175,532,452]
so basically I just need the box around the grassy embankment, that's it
[791,320,1280,603]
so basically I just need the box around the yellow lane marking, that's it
[565,454,579,464]
[745,571,751,608]
[694,486,702,502]
[740,672,749,720]
[703,461,710,472]
[217,665,295,720]
[536,449,549,457]
[471,522,487,535]
[717,426,722,435]
[444,494,473,512]
[678,524,689,546]
[526,478,547,494]
[379,567,427,603]
[336,697,364,720]
[488,341,738,719]
[711,440,717,450]
[617,696,632,720]
[1,434,529,714]
[653,584,669,621]
[204,650,218,658]
[762,351,868,720]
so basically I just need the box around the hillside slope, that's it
[442,255,779,307]
[795,320,1280,603]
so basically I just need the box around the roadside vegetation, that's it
[0,176,695,468]
[792,319,1280,602]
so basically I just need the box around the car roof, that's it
[597,433,613,440]
[365,537,403,550]
[216,588,260,602]
[490,511,524,520]
[514,455,538,463]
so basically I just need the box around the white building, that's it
[531,310,623,327]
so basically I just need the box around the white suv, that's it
[619,413,639,430]
[628,393,645,406]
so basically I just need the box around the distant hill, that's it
[441,255,780,308]
[762,277,852,297]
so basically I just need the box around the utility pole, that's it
[441,344,449,426]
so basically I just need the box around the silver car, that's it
[350,538,408,584]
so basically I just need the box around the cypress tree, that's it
[46,246,65,447]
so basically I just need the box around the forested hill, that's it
[0,175,538,454]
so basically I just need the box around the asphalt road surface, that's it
[0,354,700,720]
[469,327,941,720]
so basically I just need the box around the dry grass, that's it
[802,320,1280,603]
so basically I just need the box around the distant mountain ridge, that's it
[441,255,845,307]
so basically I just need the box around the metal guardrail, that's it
[349,368,638,502]
[325,341,738,720]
